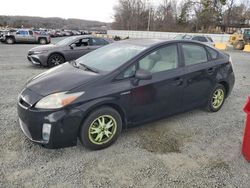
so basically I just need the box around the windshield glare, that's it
[76,43,146,72]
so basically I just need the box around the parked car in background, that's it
[174,34,215,46]
[27,35,112,67]
[18,39,235,150]
[1,29,51,44]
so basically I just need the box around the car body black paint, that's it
[17,39,235,148]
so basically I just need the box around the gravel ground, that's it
[0,39,250,188]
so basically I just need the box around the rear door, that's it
[180,43,217,109]
[27,30,36,42]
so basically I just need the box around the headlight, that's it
[35,91,84,109]
[33,50,48,55]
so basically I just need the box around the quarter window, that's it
[206,47,218,60]
[182,44,208,65]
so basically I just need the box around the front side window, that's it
[28,30,33,35]
[182,44,208,66]
[122,44,178,78]
[73,38,89,47]
[17,30,27,35]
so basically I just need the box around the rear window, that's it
[182,44,208,65]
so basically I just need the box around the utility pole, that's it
[147,0,151,31]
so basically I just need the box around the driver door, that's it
[117,44,185,124]
[64,38,92,61]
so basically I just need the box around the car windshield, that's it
[55,37,78,46]
[75,42,146,72]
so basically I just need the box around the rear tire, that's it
[6,37,14,44]
[206,84,226,112]
[47,54,65,67]
[79,107,122,150]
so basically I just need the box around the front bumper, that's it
[17,93,84,149]
[27,54,48,66]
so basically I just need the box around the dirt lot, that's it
[0,39,250,188]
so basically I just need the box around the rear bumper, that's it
[227,71,235,97]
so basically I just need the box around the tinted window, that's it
[206,47,218,60]
[182,44,208,65]
[17,30,28,35]
[122,44,178,78]
[28,30,33,35]
[91,38,109,45]
[73,38,89,47]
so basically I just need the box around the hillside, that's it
[0,15,110,30]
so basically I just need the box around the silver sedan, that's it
[27,35,112,67]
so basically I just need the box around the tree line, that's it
[112,0,250,33]
[0,16,109,30]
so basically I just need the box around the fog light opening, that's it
[42,123,51,141]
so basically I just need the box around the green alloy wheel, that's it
[206,84,226,112]
[88,115,117,145]
[212,88,224,109]
[79,107,122,150]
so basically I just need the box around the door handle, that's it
[207,67,215,74]
[172,77,183,86]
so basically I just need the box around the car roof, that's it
[118,38,170,47]
[117,38,210,47]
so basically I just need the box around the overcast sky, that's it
[0,0,119,22]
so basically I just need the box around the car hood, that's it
[26,63,100,96]
[29,44,57,52]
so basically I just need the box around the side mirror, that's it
[69,44,75,49]
[135,69,152,80]
[132,69,152,86]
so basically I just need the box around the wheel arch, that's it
[78,99,128,131]
[218,81,229,97]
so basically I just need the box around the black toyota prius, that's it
[17,39,235,150]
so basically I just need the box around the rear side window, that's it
[206,47,218,60]
[29,30,33,35]
[182,44,208,66]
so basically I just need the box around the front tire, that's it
[6,37,14,44]
[79,107,122,150]
[206,84,226,112]
[47,54,65,67]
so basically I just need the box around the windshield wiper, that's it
[79,63,99,73]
